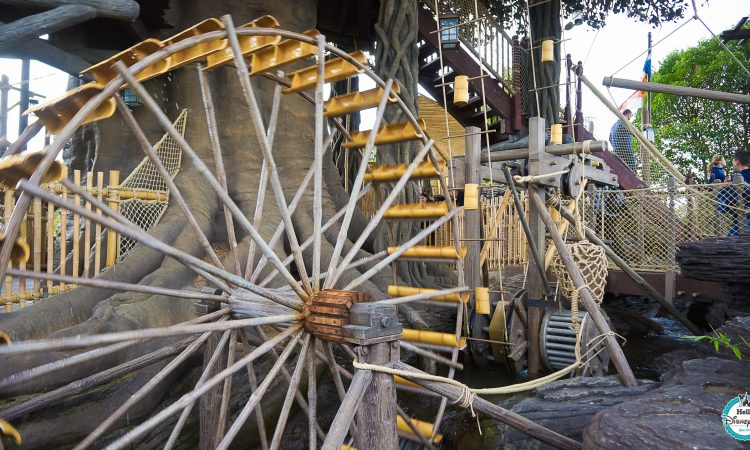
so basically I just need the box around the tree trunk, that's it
[528,0,561,126]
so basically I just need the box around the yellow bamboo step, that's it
[163,18,227,70]
[24,83,116,134]
[324,85,401,117]
[204,15,280,70]
[364,160,445,183]
[383,202,448,220]
[0,151,64,188]
[282,51,367,93]
[249,29,319,75]
[403,328,466,348]
[0,418,21,446]
[397,416,443,444]
[386,245,467,260]
[387,285,469,303]
[81,38,170,85]
[342,118,426,149]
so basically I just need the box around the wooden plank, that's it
[356,341,398,450]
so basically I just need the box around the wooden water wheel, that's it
[0,15,466,449]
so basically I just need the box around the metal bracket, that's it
[342,302,403,346]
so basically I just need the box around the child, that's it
[708,154,727,183]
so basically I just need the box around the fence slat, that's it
[72,170,81,279]
[95,171,103,276]
[83,172,92,278]
[106,170,120,268]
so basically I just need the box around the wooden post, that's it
[528,189,638,387]
[94,171,103,275]
[83,172,92,278]
[526,117,547,378]
[3,189,13,311]
[105,170,120,268]
[664,176,677,304]
[464,126,488,366]
[72,170,81,279]
[342,303,402,450]
[32,195,42,298]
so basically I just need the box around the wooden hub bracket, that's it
[305,289,370,342]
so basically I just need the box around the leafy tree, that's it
[649,35,750,178]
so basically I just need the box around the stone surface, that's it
[497,376,656,449]
[584,357,750,450]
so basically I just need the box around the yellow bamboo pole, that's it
[94,171,103,275]
[17,190,26,308]
[83,172,92,278]
[72,170,81,279]
[33,195,42,298]
[480,191,511,267]
[46,195,54,294]
[60,166,68,290]
[3,189,13,311]
[105,170,120,268]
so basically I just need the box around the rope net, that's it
[116,110,187,262]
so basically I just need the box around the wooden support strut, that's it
[528,188,638,387]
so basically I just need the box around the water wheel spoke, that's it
[324,79,394,289]
[328,138,435,288]
[114,94,225,271]
[258,185,374,288]
[312,35,326,292]
[307,336,318,450]
[214,328,306,450]
[238,331,270,450]
[105,324,303,450]
[268,334,310,450]
[221,15,313,296]
[0,314,300,354]
[343,208,458,291]
[112,61,309,302]
[164,328,234,450]
[321,369,373,450]
[196,64,242,276]
[245,70,284,279]
[74,317,228,450]
[19,180,303,311]
[0,309,227,393]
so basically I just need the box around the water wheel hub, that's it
[305,289,371,342]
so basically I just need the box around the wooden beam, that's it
[0,0,140,49]
[603,76,750,105]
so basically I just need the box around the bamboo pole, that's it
[46,193,54,293]
[31,196,42,299]
[528,189,638,387]
[83,172,92,278]
[94,171,103,275]
[544,199,576,269]
[17,190,27,307]
[214,330,237,447]
[603,76,750,105]
[3,189,13,310]
[480,190,510,267]
[59,166,68,290]
[105,170,119,268]
[72,169,81,279]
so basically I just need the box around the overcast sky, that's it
[0,0,747,150]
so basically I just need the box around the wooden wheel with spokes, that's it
[0,15,466,449]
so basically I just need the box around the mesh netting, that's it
[583,182,750,272]
[116,110,187,262]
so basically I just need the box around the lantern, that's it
[438,14,460,50]
[453,75,468,106]
[541,39,554,63]
[121,88,142,107]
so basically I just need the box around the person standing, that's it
[716,150,750,235]
[609,109,638,172]
[707,154,727,183]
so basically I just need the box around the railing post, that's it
[105,170,120,268]
[665,176,676,304]
[342,302,403,450]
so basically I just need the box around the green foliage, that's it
[684,324,750,360]
[650,34,750,178]
[482,0,691,30]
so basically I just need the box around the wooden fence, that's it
[1,168,168,311]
